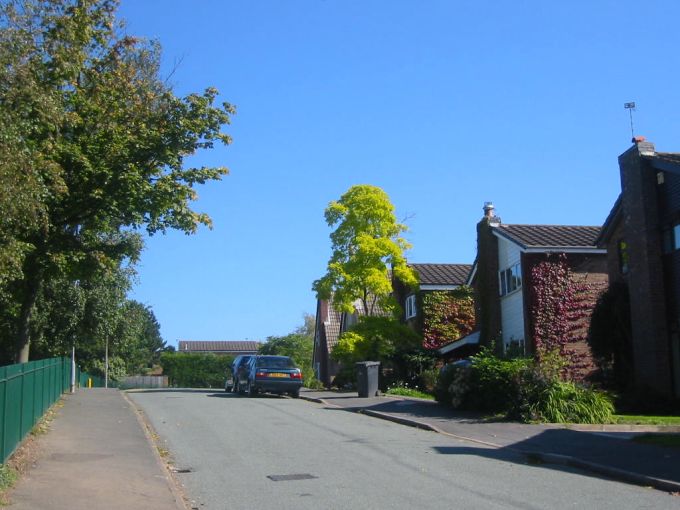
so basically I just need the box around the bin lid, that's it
[355,361,380,367]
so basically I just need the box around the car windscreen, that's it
[256,357,296,369]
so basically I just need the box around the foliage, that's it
[0,0,234,362]
[528,254,606,380]
[160,352,233,388]
[89,355,127,382]
[587,281,633,391]
[260,332,317,387]
[436,349,614,424]
[385,383,435,400]
[465,349,532,414]
[313,185,416,317]
[521,380,614,424]
[0,464,17,492]
[332,316,421,367]
[421,287,475,350]
[616,415,680,426]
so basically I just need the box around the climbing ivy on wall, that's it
[421,287,476,350]
[528,254,606,381]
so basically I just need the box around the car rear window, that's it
[256,357,295,369]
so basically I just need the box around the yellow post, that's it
[88,378,92,388]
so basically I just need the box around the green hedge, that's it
[160,353,233,388]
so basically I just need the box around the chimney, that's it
[632,135,655,157]
[483,202,501,226]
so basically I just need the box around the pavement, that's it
[6,387,680,509]
[8,388,183,510]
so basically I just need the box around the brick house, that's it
[598,138,680,399]
[392,263,473,328]
[177,340,260,356]
[312,298,342,387]
[392,263,475,353]
[472,203,608,365]
[312,295,390,388]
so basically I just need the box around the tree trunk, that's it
[15,262,42,363]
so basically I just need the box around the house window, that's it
[618,240,629,274]
[499,263,522,297]
[664,224,680,254]
[405,294,417,319]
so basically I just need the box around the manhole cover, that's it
[267,474,317,482]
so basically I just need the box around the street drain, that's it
[267,474,317,482]
[171,467,193,473]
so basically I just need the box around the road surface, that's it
[128,389,680,510]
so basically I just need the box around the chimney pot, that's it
[632,135,646,144]
[483,202,495,218]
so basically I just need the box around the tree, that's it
[332,316,421,384]
[1,0,234,362]
[313,185,417,316]
[260,315,317,385]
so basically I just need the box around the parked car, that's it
[238,355,303,398]
[223,365,234,392]
[231,355,255,394]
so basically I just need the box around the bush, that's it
[160,353,233,388]
[436,349,614,424]
[522,380,614,423]
[464,350,531,413]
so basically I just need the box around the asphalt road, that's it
[128,390,680,510]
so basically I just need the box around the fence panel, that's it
[0,357,74,463]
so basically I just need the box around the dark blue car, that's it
[238,355,303,398]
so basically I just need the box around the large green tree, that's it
[0,0,234,362]
[313,185,417,316]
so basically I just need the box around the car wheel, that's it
[290,389,300,398]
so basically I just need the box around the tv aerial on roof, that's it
[624,102,636,140]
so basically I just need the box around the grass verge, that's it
[632,433,680,448]
[614,415,680,426]
[385,387,435,400]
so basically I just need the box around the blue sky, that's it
[118,0,680,347]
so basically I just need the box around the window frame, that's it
[499,263,522,297]
[405,294,417,320]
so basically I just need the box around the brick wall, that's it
[475,217,502,355]
[618,143,674,397]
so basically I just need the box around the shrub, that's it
[160,353,233,388]
[436,349,614,424]
[522,380,614,423]
[433,362,473,407]
[464,350,531,413]
[419,368,439,394]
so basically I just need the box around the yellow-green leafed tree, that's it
[313,185,417,317]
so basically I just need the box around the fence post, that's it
[1,368,6,462]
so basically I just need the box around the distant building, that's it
[177,340,260,356]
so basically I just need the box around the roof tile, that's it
[494,224,601,249]
[177,340,261,352]
[409,263,472,286]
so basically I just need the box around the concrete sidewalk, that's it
[300,389,680,493]
[9,388,182,510]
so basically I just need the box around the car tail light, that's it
[290,371,302,380]
[256,371,267,378]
